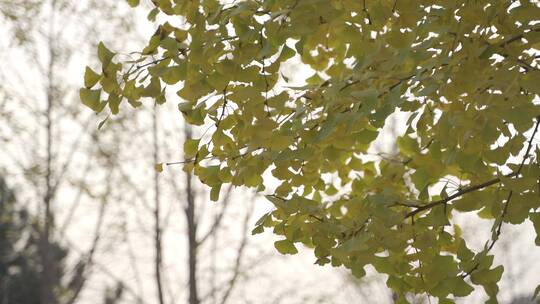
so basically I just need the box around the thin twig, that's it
[405,174,512,218]
[197,184,234,246]
[219,196,255,304]
[461,116,540,278]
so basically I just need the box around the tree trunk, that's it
[39,1,58,302]
[184,126,200,304]
[153,106,165,304]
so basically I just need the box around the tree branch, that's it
[63,236,146,304]
[405,174,510,218]
[65,184,109,304]
[219,196,255,304]
[197,184,233,247]
[406,115,540,219]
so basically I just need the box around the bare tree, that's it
[0,0,138,303]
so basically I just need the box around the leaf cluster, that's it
[82,0,540,302]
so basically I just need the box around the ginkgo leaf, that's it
[161,64,186,85]
[84,66,101,88]
[127,0,139,7]
[80,88,102,112]
[210,184,221,202]
[530,213,540,246]
[251,225,264,235]
[107,94,121,115]
[274,239,298,255]
[183,138,200,158]
[471,265,504,286]
[97,42,115,68]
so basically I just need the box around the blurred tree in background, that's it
[0,176,66,304]
[0,0,135,303]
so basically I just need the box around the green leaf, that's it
[269,135,293,150]
[210,184,221,201]
[97,42,115,68]
[184,138,200,159]
[251,225,264,235]
[432,276,473,298]
[274,239,298,255]
[126,0,139,7]
[84,67,101,88]
[505,194,532,224]
[457,240,474,262]
[147,8,159,21]
[207,72,229,90]
[143,77,162,98]
[355,129,378,145]
[387,276,411,294]
[471,265,504,286]
[107,94,121,115]
[80,88,102,112]
[451,277,474,297]
[530,213,540,246]
[161,64,186,85]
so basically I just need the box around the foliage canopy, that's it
[82,0,540,302]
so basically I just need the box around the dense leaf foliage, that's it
[82,0,540,302]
